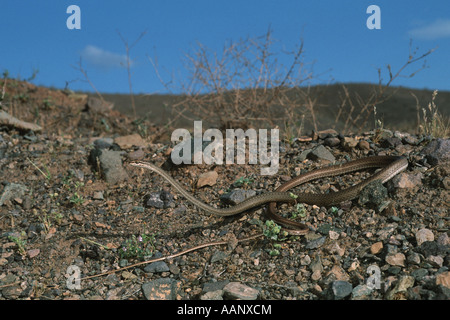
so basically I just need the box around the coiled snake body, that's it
[131,156,408,235]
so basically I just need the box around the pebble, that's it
[196,171,218,188]
[391,172,423,189]
[436,271,450,289]
[386,276,414,300]
[89,149,129,184]
[385,253,406,267]
[351,284,373,300]
[415,228,434,246]
[144,261,170,273]
[330,281,353,300]
[141,278,182,300]
[201,290,224,300]
[309,145,336,162]
[370,241,383,255]
[223,282,259,300]
[220,189,256,205]
[341,137,358,151]
[114,133,146,149]
[421,138,450,166]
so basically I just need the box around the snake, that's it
[130,155,408,235]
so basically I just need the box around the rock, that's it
[385,252,406,267]
[309,145,335,162]
[381,137,402,148]
[391,172,422,189]
[220,189,256,205]
[324,137,340,147]
[92,191,104,200]
[201,290,224,300]
[141,278,182,300]
[127,148,145,161]
[305,236,326,249]
[197,171,218,188]
[386,276,414,300]
[421,138,450,166]
[0,183,27,206]
[370,241,383,255]
[358,180,388,209]
[144,261,170,273]
[223,282,259,300]
[357,140,370,150]
[27,248,40,258]
[145,190,174,209]
[210,250,229,263]
[415,228,434,246]
[341,137,358,151]
[426,255,444,268]
[411,268,429,281]
[437,233,450,245]
[436,271,450,289]
[417,241,447,258]
[114,133,146,149]
[203,280,230,293]
[89,148,129,184]
[92,137,114,149]
[330,281,353,300]
[351,284,373,300]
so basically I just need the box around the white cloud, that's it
[408,19,450,40]
[80,45,133,69]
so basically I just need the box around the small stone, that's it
[411,268,429,281]
[223,282,259,300]
[415,228,434,246]
[114,133,146,149]
[370,241,383,254]
[385,252,406,267]
[300,255,311,266]
[391,172,423,189]
[309,145,335,162]
[436,271,450,289]
[141,278,181,300]
[220,189,256,205]
[357,140,370,150]
[211,250,229,263]
[352,284,373,300]
[324,137,340,147]
[93,191,104,200]
[386,276,414,300]
[201,290,224,300]
[341,137,358,151]
[197,171,218,188]
[144,261,170,273]
[330,281,353,300]
[27,248,40,258]
[306,236,326,249]
[421,138,450,166]
[426,255,444,268]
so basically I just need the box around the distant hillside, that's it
[100,83,449,134]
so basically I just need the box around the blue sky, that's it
[1,0,449,94]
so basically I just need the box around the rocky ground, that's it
[0,80,449,300]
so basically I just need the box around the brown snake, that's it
[131,156,408,235]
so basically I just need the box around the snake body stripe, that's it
[131,156,408,234]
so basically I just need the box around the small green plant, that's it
[233,176,254,187]
[8,231,27,256]
[263,220,288,256]
[291,203,307,219]
[119,234,156,260]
